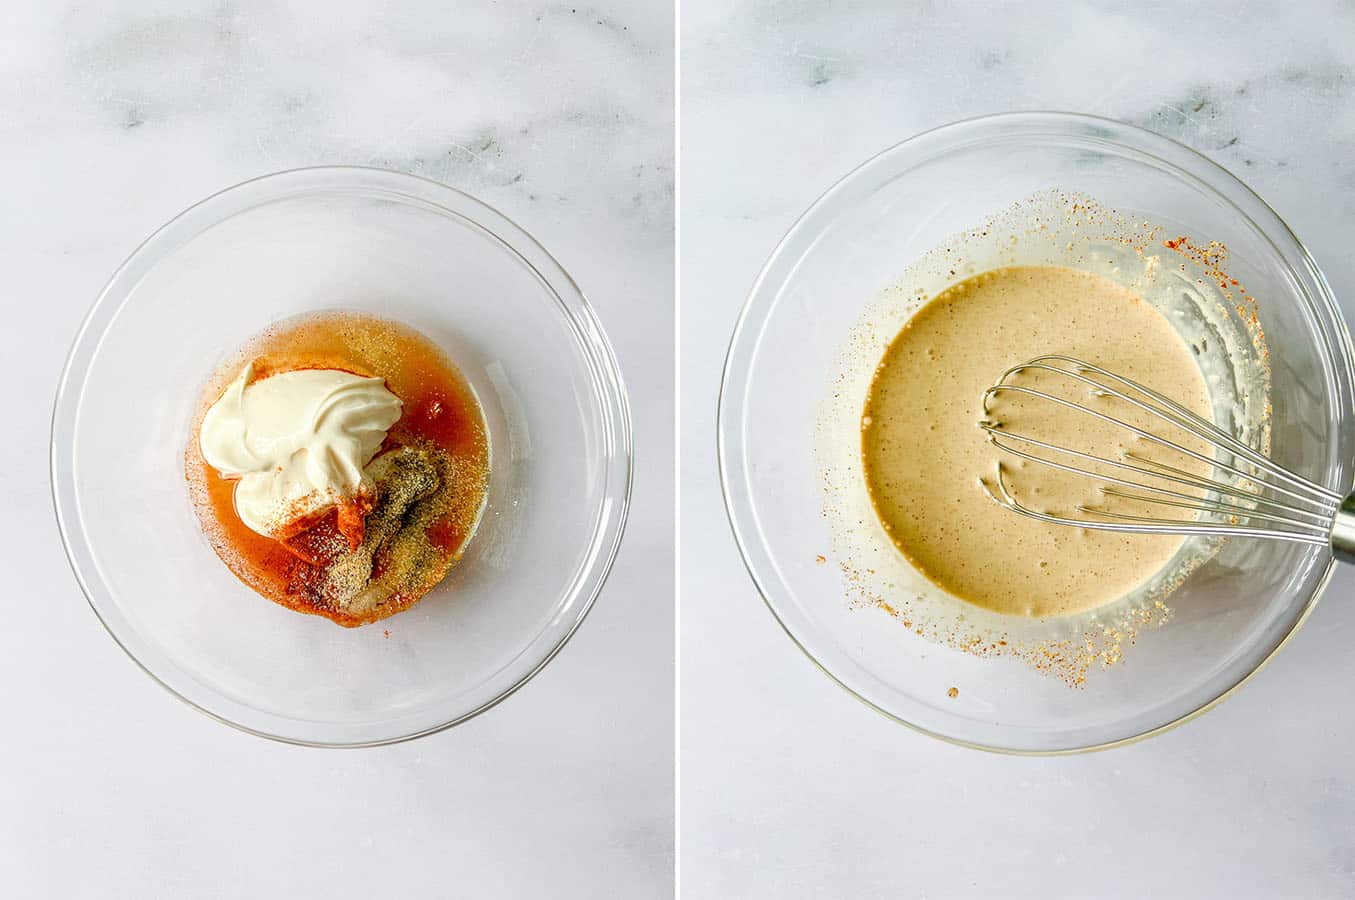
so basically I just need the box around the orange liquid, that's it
[185,312,490,625]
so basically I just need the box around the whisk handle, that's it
[1330,495,1355,564]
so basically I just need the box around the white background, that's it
[0,2,673,897]
[11,0,1355,896]
[682,1,1355,897]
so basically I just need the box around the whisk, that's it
[977,355,1355,563]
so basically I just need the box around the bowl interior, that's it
[721,115,1355,752]
[54,170,629,745]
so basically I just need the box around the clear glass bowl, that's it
[52,167,632,746]
[719,112,1355,753]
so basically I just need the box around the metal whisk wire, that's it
[977,355,1348,550]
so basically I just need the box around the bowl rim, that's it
[50,165,633,748]
[717,110,1355,755]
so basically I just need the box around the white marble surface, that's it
[682,1,1355,897]
[0,2,672,897]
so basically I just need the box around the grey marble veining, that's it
[0,2,673,897]
[682,1,1355,897]
[9,0,1355,894]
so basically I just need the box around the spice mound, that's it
[289,446,466,625]
[187,312,491,627]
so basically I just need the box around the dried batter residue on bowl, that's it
[814,190,1272,686]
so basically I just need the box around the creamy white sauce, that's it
[199,362,402,537]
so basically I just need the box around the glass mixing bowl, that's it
[52,167,631,746]
[719,112,1355,753]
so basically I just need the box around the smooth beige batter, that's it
[862,266,1213,617]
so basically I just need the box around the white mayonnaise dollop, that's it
[199,362,402,537]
